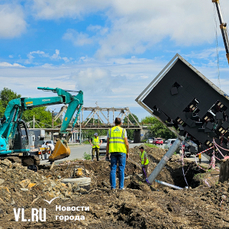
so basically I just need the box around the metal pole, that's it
[147,138,182,184]
[52,111,54,128]
[155,179,183,190]
[33,115,35,128]
[80,112,82,144]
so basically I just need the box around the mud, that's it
[0,145,228,228]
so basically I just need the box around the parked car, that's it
[164,138,198,157]
[153,138,163,145]
[180,141,198,157]
[128,139,134,143]
[164,138,177,149]
[99,136,107,152]
[146,138,154,144]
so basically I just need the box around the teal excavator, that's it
[0,87,83,166]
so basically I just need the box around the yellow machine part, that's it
[75,168,83,177]
[48,140,71,162]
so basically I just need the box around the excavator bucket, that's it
[48,140,70,162]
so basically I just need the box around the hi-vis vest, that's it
[140,151,149,165]
[108,126,127,153]
[92,137,100,148]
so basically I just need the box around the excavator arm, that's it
[0,87,83,162]
[36,87,83,136]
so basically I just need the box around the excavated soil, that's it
[0,145,228,228]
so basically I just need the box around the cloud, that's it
[96,1,220,58]
[0,62,25,68]
[31,0,110,19]
[63,29,94,46]
[71,68,115,94]
[28,1,229,58]
[0,4,26,38]
[0,54,227,120]
[25,49,69,64]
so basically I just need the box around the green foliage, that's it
[141,116,176,139]
[82,129,107,140]
[0,88,21,117]
[22,107,53,128]
[141,116,155,125]
[0,87,57,128]
[193,173,206,179]
[83,152,91,160]
[123,113,139,125]
[83,140,90,144]
[144,143,158,148]
[0,100,4,118]
[82,118,108,139]
[123,114,140,140]
[0,88,21,108]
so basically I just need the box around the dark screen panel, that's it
[142,57,229,156]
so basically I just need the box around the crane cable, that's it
[213,4,221,88]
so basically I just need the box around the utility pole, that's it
[80,111,82,144]
[52,110,54,128]
[212,0,229,64]
[33,115,35,128]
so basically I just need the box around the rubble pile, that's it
[0,147,229,228]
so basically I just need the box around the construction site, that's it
[0,145,229,229]
[2,1,229,228]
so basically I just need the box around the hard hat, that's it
[94,133,98,136]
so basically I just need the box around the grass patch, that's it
[83,141,90,144]
[193,172,208,180]
[144,143,158,148]
[83,152,91,160]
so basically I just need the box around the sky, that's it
[1,0,229,122]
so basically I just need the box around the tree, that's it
[0,88,21,117]
[0,100,4,118]
[123,114,140,140]
[82,118,107,140]
[123,113,139,125]
[0,87,55,127]
[141,116,176,139]
[22,107,53,128]
[141,116,155,125]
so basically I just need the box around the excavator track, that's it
[21,155,40,166]
[0,156,22,164]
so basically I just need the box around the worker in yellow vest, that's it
[89,133,102,161]
[198,153,201,164]
[106,117,129,190]
[139,146,149,179]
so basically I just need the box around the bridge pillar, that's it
[134,129,141,143]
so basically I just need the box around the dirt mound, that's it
[0,146,228,228]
